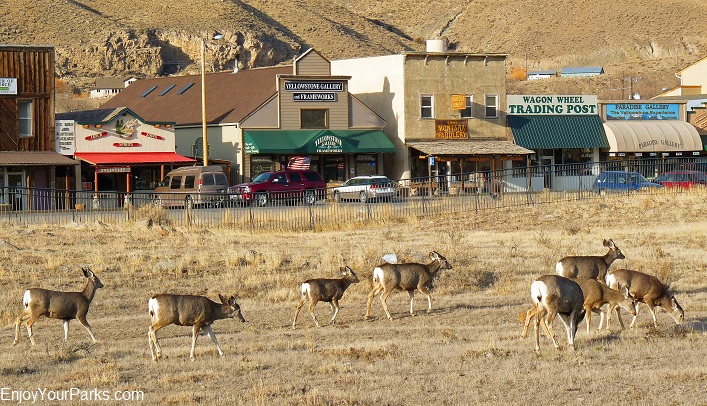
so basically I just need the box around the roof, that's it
[603,121,703,152]
[0,151,79,166]
[561,66,604,75]
[508,115,609,149]
[528,70,557,75]
[74,152,196,165]
[101,66,292,126]
[56,107,174,125]
[94,78,126,89]
[406,140,533,156]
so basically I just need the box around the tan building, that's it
[331,40,532,182]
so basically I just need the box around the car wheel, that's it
[333,191,341,203]
[185,196,194,209]
[303,190,316,205]
[359,191,368,203]
[254,193,268,207]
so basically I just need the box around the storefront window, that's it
[355,154,376,176]
[324,155,344,183]
[301,109,328,129]
[250,155,275,179]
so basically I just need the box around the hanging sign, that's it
[451,94,466,110]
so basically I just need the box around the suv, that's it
[229,169,326,206]
[153,166,229,208]
[592,171,663,194]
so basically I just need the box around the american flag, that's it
[288,156,311,170]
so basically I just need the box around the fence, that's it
[0,159,703,230]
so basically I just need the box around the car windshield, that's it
[372,178,392,185]
[252,173,273,183]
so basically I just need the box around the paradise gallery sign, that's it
[507,95,598,115]
[435,119,468,139]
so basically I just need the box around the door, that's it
[8,172,25,210]
[541,155,554,190]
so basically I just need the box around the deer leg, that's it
[556,313,576,350]
[584,307,592,335]
[292,297,307,329]
[521,306,535,338]
[614,305,626,329]
[25,316,38,346]
[365,286,383,320]
[408,290,416,316]
[419,286,432,314]
[13,313,29,345]
[77,315,97,343]
[203,325,224,357]
[380,290,393,321]
[544,311,561,350]
[330,299,340,325]
[190,324,200,360]
[629,302,642,329]
[148,324,165,362]
[533,308,543,351]
[649,304,659,328]
[308,300,320,327]
[63,320,70,342]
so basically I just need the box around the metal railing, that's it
[1,158,704,230]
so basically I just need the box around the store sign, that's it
[605,103,680,120]
[692,110,707,130]
[55,120,75,155]
[435,119,468,139]
[451,94,466,110]
[0,78,17,95]
[314,135,343,153]
[284,81,344,92]
[507,95,598,115]
[97,166,130,173]
[293,92,337,102]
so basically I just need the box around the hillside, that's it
[2,0,707,107]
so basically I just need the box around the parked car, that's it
[153,166,229,208]
[592,171,663,193]
[229,169,326,206]
[332,175,398,203]
[653,170,707,188]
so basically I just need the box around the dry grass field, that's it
[1,191,706,405]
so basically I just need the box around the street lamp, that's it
[201,32,224,166]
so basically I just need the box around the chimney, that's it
[426,38,448,53]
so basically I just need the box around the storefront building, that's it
[240,49,395,183]
[1,45,80,209]
[507,95,608,191]
[55,108,195,200]
[599,101,705,177]
[331,40,532,185]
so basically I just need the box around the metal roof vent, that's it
[426,39,447,53]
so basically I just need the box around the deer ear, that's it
[82,268,92,278]
[228,296,237,306]
[218,294,227,304]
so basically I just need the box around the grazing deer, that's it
[14,268,104,346]
[556,239,625,282]
[148,294,246,362]
[524,275,585,351]
[293,266,359,328]
[365,251,452,321]
[570,278,636,333]
[606,269,684,328]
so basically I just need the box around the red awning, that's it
[74,152,196,165]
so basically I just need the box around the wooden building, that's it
[0,45,78,210]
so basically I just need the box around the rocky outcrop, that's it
[54,29,298,78]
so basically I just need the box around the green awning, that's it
[508,115,609,149]
[244,129,396,154]
[702,135,707,152]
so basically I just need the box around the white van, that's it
[153,166,228,208]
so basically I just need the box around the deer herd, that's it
[10,240,685,360]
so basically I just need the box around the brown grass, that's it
[2,191,707,404]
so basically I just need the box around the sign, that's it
[284,81,344,92]
[451,94,466,110]
[0,78,18,95]
[429,156,434,165]
[244,142,258,154]
[293,92,337,102]
[435,119,468,139]
[691,110,707,130]
[605,103,680,120]
[192,137,209,157]
[97,166,131,173]
[507,95,598,115]
[55,120,75,155]
[314,134,343,153]
[81,182,93,191]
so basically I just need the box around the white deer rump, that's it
[372,267,385,283]
[22,290,31,308]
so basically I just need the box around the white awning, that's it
[603,120,702,152]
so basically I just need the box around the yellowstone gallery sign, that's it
[507,95,598,115]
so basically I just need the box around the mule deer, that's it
[524,275,585,351]
[148,294,246,362]
[365,251,452,321]
[606,269,684,328]
[14,268,104,346]
[556,239,625,282]
[570,278,636,333]
[293,266,360,328]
